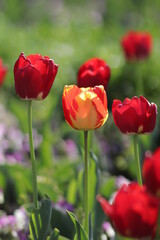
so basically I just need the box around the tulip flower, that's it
[143,148,160,198]
[97,183,158,238]
[14,52,58,100]
[112,96,157,135]
[77,58,111,90]
[121,31,152,61]
[62,85,108,131]
[14,52,58,212]
[62,85,108,235]
[0,58,7,85]
[112,96,157,186]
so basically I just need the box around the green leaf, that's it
[67,211,88,240]
[67,179,77,204]
[89,213,93,240]
[29,198,52,240]
[77,168,84,204]
[100,176,116,199]
[50,205,75,239]
[50,228,60,240]
[89,151,100,212]
[29,212,38,240]
[39,198,52,239]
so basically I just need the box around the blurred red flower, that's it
[0,58,7,85]
[121,31,152,60]
[77,58,111,90]
[143,147,160,198]
[62,85,108,130]
[14,52,58,100]
[97,183,158,238]
[112,96,157,134]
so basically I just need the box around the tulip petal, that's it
[99,183,159,238]
[112,96,157,134]
[113,105,139,134]
[26,54,43,64]
[62,85,108,130]
[0,59,7,85]
[14,52,30,75]
[112,99,122,114]
[121,31,152,60]
[15,65,43,99]
[92,85,107,107]
[71,91,98,130]
[77,58,110,89]
[14,52,58,100]
[143,148,160,197]
[62,85,81,128]
[43,60,59,99]
[141,103,157,133]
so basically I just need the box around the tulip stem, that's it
[84,130,89,236]
[28,100,38,209]
[133,135,142,186]
[156,203,160,239]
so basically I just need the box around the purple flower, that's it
[17,230,29,240]
[53,199,74,212]
[0,215,16,234]
[102,221,115,239]
[23,129,42,152]
[14,207,29,232]
[65,139,78,159]
[115,175,130,189]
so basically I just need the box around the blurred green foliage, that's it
[0,0,160,239]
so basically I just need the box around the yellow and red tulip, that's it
[62,85,108,131]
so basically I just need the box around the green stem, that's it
[156,203,160,239]
[133,135,142,186]
[28,100,38,209]
[84,130,89,236]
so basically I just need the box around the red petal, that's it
[141,103,157,133]
[42,60,59,99]
[112,99,122,114]
[15,65,43,99]
[77,58,110,89]
[62,86,81,128]
[93,86,107,107]
[14,52,30,75]
[113,105,139,133]
[26,54,43,65]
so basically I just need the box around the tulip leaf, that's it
[51,205,75,239]
[50,228,60,240]
[29,212,38,240]
[77,168,84,203]
[100,176,116,198]
[89,212,93,240]
[67,179,77,204]
[29,198,52,240]
[89,151,100,212]
[67,211,88,240]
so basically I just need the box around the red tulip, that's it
[97,183,158,238]
[0,58,7,85]
[77,58,111,90]
[62,85,108,131]
[14,52,58,100]
[112,96,157,134]
[143,148,160,198]
[121,31,152,61]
